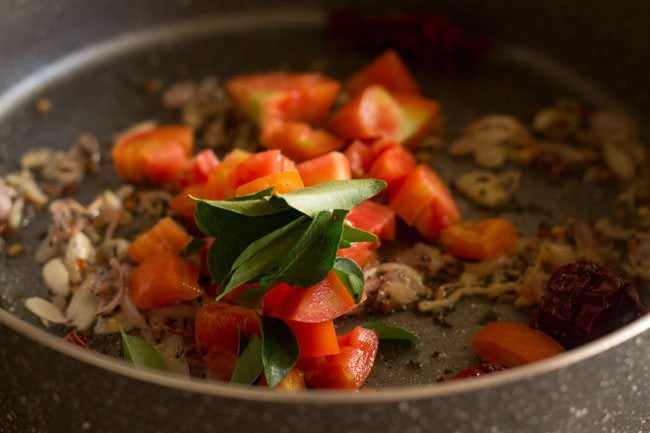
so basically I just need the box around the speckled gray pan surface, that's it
[0,1,649,432]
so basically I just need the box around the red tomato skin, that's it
[263,273,357,323]
[170,183,206,221]
[130,253,202,310]
[344,140,374,178]
[226,72,340,126]
[337,242,378,268]
[260,119,344,162]
[143,141,190,184]
[195,302,261,381]
[204,149,252,200]
[345,200,396,241]
[389,164,459,227]
[297,151,351,186]
[366,145,417,194]
[287,320,340,358]
[298,326,379,389]
[233,149,295,188]
[344,49,420,96]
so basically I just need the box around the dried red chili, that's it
[450,362,507,380]
[530,260,648,348]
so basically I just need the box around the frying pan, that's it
[1,0,649,432]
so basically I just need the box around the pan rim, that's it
[1,7,648,404]
[2,308,648,403]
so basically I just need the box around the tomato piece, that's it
[346,200,396,241]
[389,164,459,226]
[204,149,252,200]
[128,217,191,264]
[226,72,340,125]
[440,218,518,261]
[298,326,379,389]
[344,49,420,96]
[233,149,295,188]
[260,119,344,161]
[195,302,261,381]
[112,126,193,184]
[235,169,304,196]
[344,140,374,178]
[170,183,205,221]
[367,145,417,194]
[296,151,351,186]
[263,272,357,323]
[180,149,219,187]
[337,242,378,268]
[287,319,340,358]
[393,93,441,148]
[328,85,439,147]
[472,321,565,367]
[130,252,202,309]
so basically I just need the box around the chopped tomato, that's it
[344,49,420,95]
[344,140,374,178]
[367,144,417,193]
[472,321,565,367]
[440,219,517,261]
[130,253,202,309]
[263,272,357,323]
[287,319,340,358]
[195,302,261,381]
[389,164,459,228]
[204,149,252,200]
[170,183,205,221]
[260,119,344,161]
[233,149,295,188]
[337,242,378,268]
[346,200,396,241]
[128,217,191,264]
[112,126,193,184]
[235,169,304,196]
[226,72,340,125]
[182,149,219,186]
[393,93,441,147]
[298,326,379,389]
[328,85,439,147]
[297,151,351,186]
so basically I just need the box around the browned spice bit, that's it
[406,359,423,369]
[6,243,24,258]
[35,98,52,115]
[432,312,453,329]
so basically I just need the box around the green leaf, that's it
[231,216,308,271]
[360,322,419,344]
[260,316,299,388]
[208,210,300,286]
[332,257,365,303]
[273,209,347,288]
[277,179,386,217]
[193,196,288,217]
[194,201,231,237]
[119,327,165,370]
[341,225,378,243]
[180,237,206,258]
[230,334,264,385]
[226,186,274,202]
[219,227,304,297]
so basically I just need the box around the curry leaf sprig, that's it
[193,179,386,306]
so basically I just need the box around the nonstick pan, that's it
[0,1,649,432]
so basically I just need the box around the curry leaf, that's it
[226,186,275,202]
[360,321,419,344]
[231,216,309,270]
[219,227,304,297]
[273,209,347,288]
[193,196,288,219]
[194,201,231,237]
[119,327,165,370]
[230,334,264,385]
[276,179,386,217]
[341,225,378,244]
[261,316,299,388]
[332,257,365,303]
